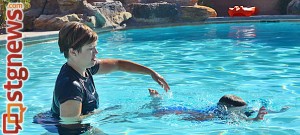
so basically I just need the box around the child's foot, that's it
[148,88,159,97]
[280,106,290,112]
[256,106,268,120]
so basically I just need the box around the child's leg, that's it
[268,106,290,113]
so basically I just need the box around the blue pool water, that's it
[1,22,300,134]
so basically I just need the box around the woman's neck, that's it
[67,59,86,77]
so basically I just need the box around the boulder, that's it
[118,0,140,5]
[93,1,130,27]
[129,2,179,24]
[287,0,300,14]
[23,0,129,30]
[43,0,60,14]
[84,16,97,28]
[34,14,82,31]
[180,6,211,22]
[118,0,140,11]
[23,0,47,30]
[87,0,107,5]
[34,15,62,31]
[119,0,197,11]
[81,1,107,27]
[24,9,43,31]
[113,12,132,25]
[30,0,47,9]
[194,5,217,17]
[57,0,82,14]
[139,0,198,6]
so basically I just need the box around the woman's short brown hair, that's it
[58,22,98,58]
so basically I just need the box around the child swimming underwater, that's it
[148,89,288,121]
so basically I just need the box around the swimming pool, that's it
[0,22,300,134]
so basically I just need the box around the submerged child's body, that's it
[148,89,288,122]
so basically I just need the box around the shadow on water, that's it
[33,105,122,134]
[33,111,106,135]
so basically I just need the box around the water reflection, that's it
[228,25,256,39]
[104,31,132,45]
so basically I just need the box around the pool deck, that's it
[0,31,59,40]
[0,31,59,47]
[1,15,300,47]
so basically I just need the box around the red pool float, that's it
[228,6,257,17]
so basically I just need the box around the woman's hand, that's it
[151,72,170,92]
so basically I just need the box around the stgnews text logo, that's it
[2,2,29,134]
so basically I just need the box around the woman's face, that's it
[76,42,98,68]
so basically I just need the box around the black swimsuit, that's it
[51,62,100,118]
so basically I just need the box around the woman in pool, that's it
[148,89,288,121]
[51,22,170,122]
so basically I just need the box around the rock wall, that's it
[180,5,217,22]
[93,1,131,27]
[130,3,178,19]
[118,0,197,11]
[139,0,197,6]
[127,2,215,26]
[24,0,131,31]
[287,0,300,14]
[23,0,215,31]
[100,0,197,6]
